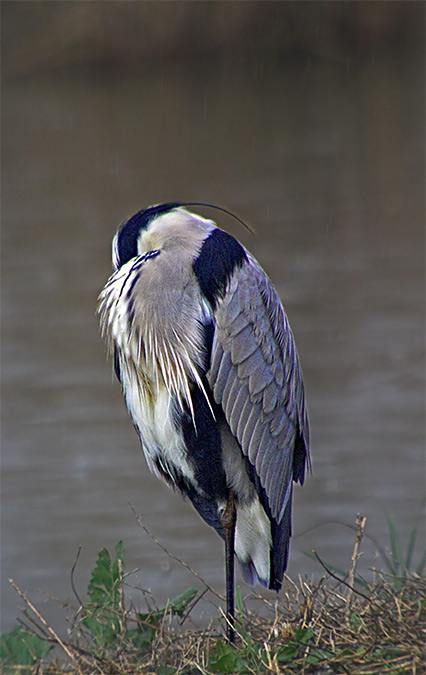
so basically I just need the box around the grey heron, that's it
[98,203,310,642]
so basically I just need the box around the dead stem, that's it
[345,513,367,623]
[9,578,86,673]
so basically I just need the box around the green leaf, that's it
[82,541,125,651]
[236,585,243,615]
[210,653,238,673]
[210,639,241,673]
[86,541,124,607]
[305,648,334,665]
[0,626,53,672]
[277,642,300,663]
[293,626,313,643]
[277,626,313,663]
[163,587,197,616]
[350,613,361,627]
[387,515,402,576]
[415,549,426,576]
[405,521,418,572]
[136,587,198,626]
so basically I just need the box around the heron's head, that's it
[112,202,251,272]
[112,203,182,271]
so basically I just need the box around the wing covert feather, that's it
[212,349,233,401]
[237,399,258,443]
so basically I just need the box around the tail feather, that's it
[234,498,272,587]
[269,500,292,591]
[239,559,269,588]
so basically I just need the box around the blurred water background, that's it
[1,2,424,634]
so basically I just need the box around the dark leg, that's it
[221,489,236,643]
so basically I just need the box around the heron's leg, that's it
[221,489,236,643]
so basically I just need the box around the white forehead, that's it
[148,208,215,235]
[138,208,216,253]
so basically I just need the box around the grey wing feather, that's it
[212,349,233,401]
[208,254,309,523]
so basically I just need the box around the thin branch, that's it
[180,587,209,625]
[130,505,224,601]
[70,545,84,607]
[312,551,372,604]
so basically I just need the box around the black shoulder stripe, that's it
[193,228,247,308]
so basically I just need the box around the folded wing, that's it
[208,254,309,526]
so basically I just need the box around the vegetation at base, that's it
[0,626,53,674]
[79,540,197,656]
[1,515,425,674]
